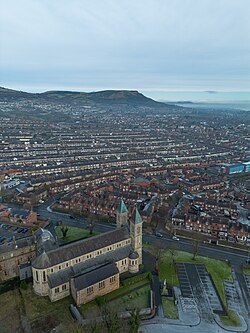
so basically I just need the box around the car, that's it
[155,232,163,238]
[69,215,75,219]
[172,236,180,241]
[246,258,250,265]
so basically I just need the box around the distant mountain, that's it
[0,87,166,108]
[0,87,31,99]
[159,100,194,104]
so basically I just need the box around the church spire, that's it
[116,199,128,228]
[116,199,128,214]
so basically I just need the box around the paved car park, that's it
[176,263,224,319]
[0,223,31,244]
[224,281,241,312]
[176,263,193,298]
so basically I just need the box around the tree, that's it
[101,303,121,333]
[192,239,200,260]
[20,280,28,290]
[168,245,177,267]
[61,225,69,238]
[89,214,96,235]
[152,246,165,272]
[89,223,94,235]
[128,308,141,333]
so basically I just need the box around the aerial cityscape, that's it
[0,1,250,333]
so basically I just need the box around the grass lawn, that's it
[0,289,22,333]
[21,285,72,323]
[110,285,150,312]
[55,225,99,242]
[162,297,179,319]
[0,285,74,333]
[158,250,232,309]
[220,310,241,327]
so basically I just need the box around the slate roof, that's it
[33,251,51,268]
[73,262,119,291]
[32,226,130,269]
[47,244,132,289]
[129,251,139,259]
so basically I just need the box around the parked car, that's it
[172,236,180,241]
[155,232,163,238]
[246,258,250,265]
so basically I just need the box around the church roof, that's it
[47,245,132,288]
[73,262,119,291]
[116,199,128,214]
[32,226,130,269]
[129,251,139,259]
[33,251,51,269]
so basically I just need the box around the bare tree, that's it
[192,239,200,260]
[128,308,141,333]
[61,225,69,238]
[168,245,177,267]
[152,246,165,272]
[101,303,121,333]
[89,214,96,235]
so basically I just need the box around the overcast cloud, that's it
[0,0,250,94]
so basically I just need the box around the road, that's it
[35,197,117,235]
[9,199,250,319]
[37,200,249,265]
[143,234,249,266]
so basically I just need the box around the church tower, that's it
[116,199,128,228]
[130,207,143,264]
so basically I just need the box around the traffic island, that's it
[215,312,248,332]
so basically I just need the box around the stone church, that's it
[31,200,143,305]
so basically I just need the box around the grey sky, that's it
[0,0,250,95]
